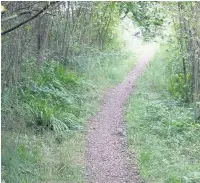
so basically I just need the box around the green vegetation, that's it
[1,49,136,183]
[125,2,200,182]
[2,131,85,183]
[126,46,200,183]
[1,1,200,183]
[1,2,139,182]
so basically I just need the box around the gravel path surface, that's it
[85,48,156,183]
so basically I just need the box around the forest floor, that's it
[85,44,157,183]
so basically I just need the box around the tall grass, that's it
[125,46,200,183]
[1,48,136,183]
[2,131,85,183]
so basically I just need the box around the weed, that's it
[126,46,200,183]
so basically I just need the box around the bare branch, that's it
[1,2,57,36]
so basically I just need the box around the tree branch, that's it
[1,2,57,36]
[1,10,33,22]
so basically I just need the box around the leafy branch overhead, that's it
[119,2,167,40]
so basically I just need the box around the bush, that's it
[166,44,192,102]
[20,61,86,133]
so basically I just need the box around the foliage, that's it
[119,2,168,40]
[127,1,200,117]
[1,46,136,182]
[2,47,133,131]
[1,2,121,88]
[2,1,200,182]
[160,2,200,116]
[126,46,200,183]
[23,61,84,131]
[2,61,83,134]
[166,44,193,101]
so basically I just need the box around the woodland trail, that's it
[85,45,156,183]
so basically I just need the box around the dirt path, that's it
[85,46,156,183]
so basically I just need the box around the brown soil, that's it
[85,49,155,183]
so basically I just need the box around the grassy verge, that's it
[125,46,200,183]
[2,131,85,183]
[1,49,136,183]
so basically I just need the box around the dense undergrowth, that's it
[126,45,200,183]
[1,48,136,183]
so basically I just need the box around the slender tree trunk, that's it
[178,2,189,103]
[36,17,42,65]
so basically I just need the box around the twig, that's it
[1,2,57,36]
